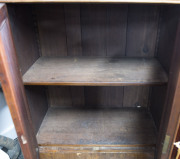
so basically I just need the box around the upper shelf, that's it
[23,57,168,86]
[1,0,180,3]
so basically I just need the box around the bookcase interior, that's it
[6,3,180,158]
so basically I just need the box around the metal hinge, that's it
[162,135,170,154]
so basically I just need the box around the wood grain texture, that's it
[84,87,123,108]
[7,5,40,75]
[25,86,48,134]
[156,5,180,73]
[23,57,168,86]
[39,146,155,159]
[37,107,156,146]
[0,4,38,159]
[81,4,107,56]
[1,0,180,4]
[64,4,82,56]
[36,4,67,56]
[126,4,159,57]
[156,21,180,159]
[107,4,127,57]
[48,86,72,107]
[123,86,150,107]
[149,85,167,131]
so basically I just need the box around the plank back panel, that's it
[81,4,107,56]
[126,4,159,57]
[32,4,160,108]
[107,4,128,57]
[25,86,48,134]
[36,4,67,56]
[64,4,82,56]
[7,4,40,75]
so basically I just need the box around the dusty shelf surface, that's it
[37,107,156,146]
[23,57,168,86]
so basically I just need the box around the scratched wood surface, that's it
[23,57,168,86]
[37,107,156,146]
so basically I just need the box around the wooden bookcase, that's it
[0,1,180,159]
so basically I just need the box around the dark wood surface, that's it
[0,4,38,159]
[156,20,180,159]
[39,146,155,159]
[35,4,67,56]
[37,107,156,146]
[123,86,150,107]
[126,4,159,57]
[23,57,168,86]
[34,4,159,58]
[25,86,48,134]
[7,5,40,75]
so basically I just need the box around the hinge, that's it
[162,135,170,154]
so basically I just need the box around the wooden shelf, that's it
[23,57,168,86]
[37,107,156,146]
[1,0,180,4]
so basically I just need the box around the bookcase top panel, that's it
[1,0,180,3]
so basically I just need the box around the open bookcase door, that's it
[156,21,180,159]
[0,3,38,159]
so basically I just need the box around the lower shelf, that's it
[37,107,156,159]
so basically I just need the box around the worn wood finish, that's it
[37,107,156,146]
[7,5,40,75]
[36,4,67,56]
[126,4,159,57]
[157,5,180,73]
[23,57,168,86]
[0,4,38,159]
[149,86,167,130]
[123,86,150,107]
[25,86,48,134]
[64,4,82,56]
[81,4,107,56]
[1,0,180,4]
[84,87,123,108]
[157,21,180,159]
[39,146,155,159]
[106,4,127,56]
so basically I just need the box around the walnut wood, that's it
[39,145,155,159]
[0,3,38,159]
[37,107,156,146]
[7,5,40,75]
[156,21,180,159]
[1,0,180,4]
[126,4,159,57]
[25,86,48,134]
[23,57,168,86]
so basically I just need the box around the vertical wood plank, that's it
[85,87,123,108]
[107,4,128,57]
[81,4,107,56]
[64,4,82,56]
[25,86,48,134]
[70,87,85,107]
[123,86,150,107]
[0,4,38,159]
[8,5,40,75]
[126,4,159,57]
[157,5,180,73]
[157,20,180,159]
[48,86,72,107]
[36,4,67,56]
